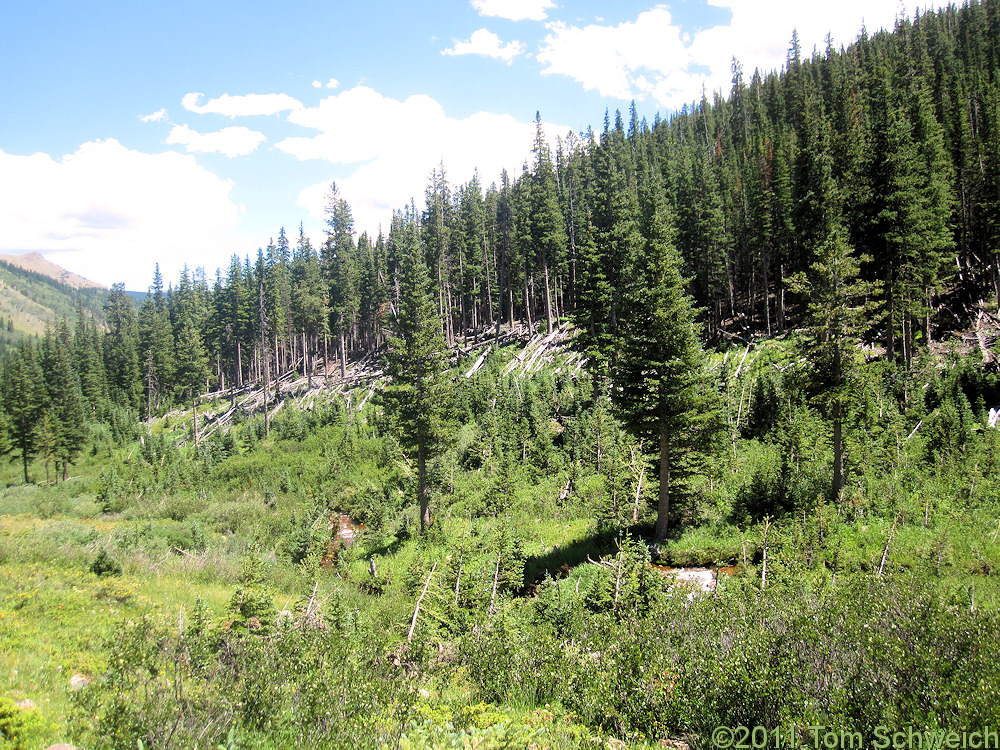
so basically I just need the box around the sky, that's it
[0,0,938,291]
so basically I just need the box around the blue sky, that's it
[1,0,934,289]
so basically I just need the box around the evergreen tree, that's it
[382,209,454,534]
[291,225,328,386]
[528,113,567,334]
[323,183,358,377]
[788,225,881,499]
[612,175,717,541]
[43,320,87,480]
[137,265,175,417]
[3,345,46,483]
[102,284,141,411]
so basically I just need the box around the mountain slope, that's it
[0,255,107,347]
[0,252,104,290]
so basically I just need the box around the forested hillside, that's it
[0,259,106,351]
[20,0,998,423]
[1,2,1000,749]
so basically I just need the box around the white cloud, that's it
[276,86,565,235]
[166,124,267,157]
[0,140,245,288]
[537,1,923,110]
[443,29,525,64]
[312,78,339,89]
[537,8,696,105]
[690,0,917,94]
[139,109,168,123]
[472,0,554,22]
[182,91,303,118]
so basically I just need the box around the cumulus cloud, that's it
[0,140,245,288]
[166,124,267,157]
[471,0,554,22]
[312,78,340,89]
[690,0,915,93]
[537,1,922,109]
[537,8,692,103]
[182,91,303,118]
[442,29,525,64]
[139,109,168,123]
[275,86,566,235]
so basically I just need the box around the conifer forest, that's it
[1,3,1000,749]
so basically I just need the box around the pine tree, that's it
[382,209,454,534]
[102,284,141,411]
[528,113,567,334]
[788,225,881,499]
[323,183,358,378]
[3,345,46,483]
[44,320,87,480]
[138,265,175,417]
[612,175,717,541]
[291,225,328,387]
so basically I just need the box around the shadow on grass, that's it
[520,521,665,594]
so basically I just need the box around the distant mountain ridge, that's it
[0,251,105,290]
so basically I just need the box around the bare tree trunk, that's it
[260,282,270,437]
[418,443,431,533]
[543,256,553,334]
[832,399,844,500]
[274,336,281,402]
[338,326,347,379]
[191,390,199,448]
[488,548,502,616]
[407,562,437,641]
[454,551,463,606]
[655,433,671,541]
[632,449,645,524]
[524,280,533,331]
[885,266,896,361]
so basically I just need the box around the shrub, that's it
[89,549,123,577]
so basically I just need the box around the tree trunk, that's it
[543,255,553,334]
[418,443,431,533]
[192,390,199,448]
[832,399,844,500]
[885,265,896,361]
[304,332,311,389]
[524,280,533,331]
[655,432,671,541]
[274,336,281,401]
[339,327,347,379]
[236,341,243,388]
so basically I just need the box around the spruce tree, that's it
[788,225,880,500]
[528,113,567,334]
[3,345,46,483]
[382,209,454,534]
[323,183,358,377]
[102,284,141,411]
[612,175,717,541]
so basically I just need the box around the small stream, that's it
[321,513,364,567]
[651,564,742,593]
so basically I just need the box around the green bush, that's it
[89,549,123,577]
[0,697,48,750]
